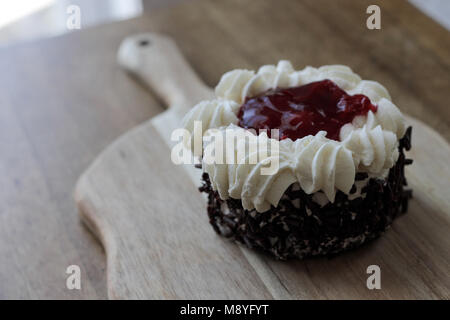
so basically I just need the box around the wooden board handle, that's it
[117,33,212,112]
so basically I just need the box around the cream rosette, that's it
[182,61,406,212]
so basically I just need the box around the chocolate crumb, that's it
[355,172,369,181]
[199,127,413,260]
[194,163,202,169]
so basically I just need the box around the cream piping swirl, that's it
[182,61,406,212]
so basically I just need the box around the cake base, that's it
[200,127,413,260]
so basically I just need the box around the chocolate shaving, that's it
[199,127,413,260]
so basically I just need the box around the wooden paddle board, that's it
[75,33,450,299]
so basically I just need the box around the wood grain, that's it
[0,17,162,300]
[1,0,449,299]
[76,30,450,299]
[76,124,273,299]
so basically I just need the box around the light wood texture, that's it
[75,31,450,299]
[2,0,450,299]
[0,14,163,300]
[77,34,271,299]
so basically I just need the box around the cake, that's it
[182,61,412,259]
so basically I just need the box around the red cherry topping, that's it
[237,79,377,141]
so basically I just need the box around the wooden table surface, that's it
[1,0,449,299]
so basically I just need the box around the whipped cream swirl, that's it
[182,61,406,212]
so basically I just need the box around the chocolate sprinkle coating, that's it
[199,127,413,260]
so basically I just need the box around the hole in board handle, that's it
[138,39,151,47]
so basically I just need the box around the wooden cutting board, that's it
[74,32,450,299]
